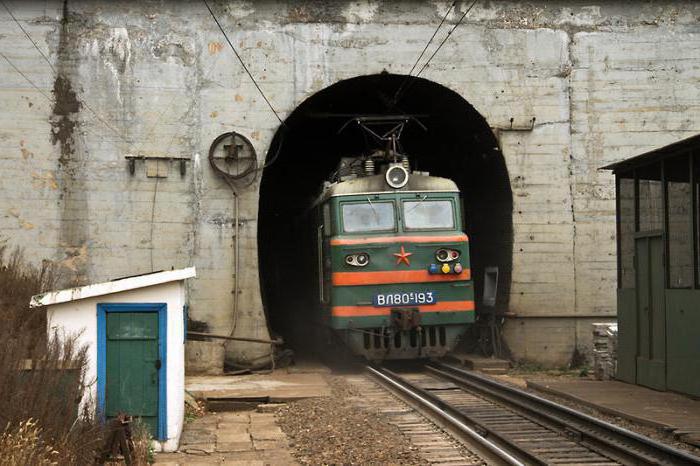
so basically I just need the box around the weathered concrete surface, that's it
[1,1,699,366]
[186,340,226,376]
[186,373,330,402]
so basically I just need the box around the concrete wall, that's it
[46,280,186,452]
[2,1,700,366]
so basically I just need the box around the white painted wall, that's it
[45,281,186,452]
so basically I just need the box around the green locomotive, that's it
[313,151,475,360]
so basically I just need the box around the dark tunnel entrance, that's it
[258,73,513,352]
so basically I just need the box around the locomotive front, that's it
[315,158,475,360]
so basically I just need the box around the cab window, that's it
[403,199,455,230]
[341,201,395,233]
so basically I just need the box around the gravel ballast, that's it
[276,375,425,465]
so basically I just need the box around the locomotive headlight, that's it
[385,164,409,189]
[436,248,460,262]
[345,253,370,267]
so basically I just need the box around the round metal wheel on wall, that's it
[209,131,257,180]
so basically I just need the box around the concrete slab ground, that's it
[154,365,331,463]
[154,411,298,465]
[185,372,330,401]
[528,379,700,445]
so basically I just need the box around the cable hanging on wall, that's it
[202,0,285,127]
[202,0,290,182]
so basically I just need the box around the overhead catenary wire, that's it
[391,1,456,106]
[394,0,479,105]
[416,0,478,78]
[202,0,285,127]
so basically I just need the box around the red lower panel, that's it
[331,300,475,317]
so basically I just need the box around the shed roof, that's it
[30,267,196,308]
[601,133,700,173]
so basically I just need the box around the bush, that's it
[0,241,57,356]
[0,241,106,464]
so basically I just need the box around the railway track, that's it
[367,362,700,466]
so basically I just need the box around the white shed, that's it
[30,267,196,452]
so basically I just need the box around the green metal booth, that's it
[604,134,700,397]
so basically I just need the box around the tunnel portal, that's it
[257,73,513,350]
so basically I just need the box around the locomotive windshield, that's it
[341,201,395,233]
[403,199,455,230]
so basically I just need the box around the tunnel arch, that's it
[258,73,513,349]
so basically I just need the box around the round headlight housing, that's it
[385,164,409,189]
[436,248,460,262]
[345,253,370,267]
[356,253,369,266]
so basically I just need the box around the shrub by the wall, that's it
[0,241,104,464]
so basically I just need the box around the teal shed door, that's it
[105,312,160,435]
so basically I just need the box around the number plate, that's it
[373,291,437,307]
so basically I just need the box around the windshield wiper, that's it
[405,194,428,215]
[367,196,380,221]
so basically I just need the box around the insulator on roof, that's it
[364,158,375,176]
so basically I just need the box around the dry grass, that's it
[130,419,155,465]
[0,418,59,465]
[0,241,105,464]
[0,241,58,356]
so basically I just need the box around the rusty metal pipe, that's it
[187,331,283,345]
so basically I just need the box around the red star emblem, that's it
[393,245,412,266]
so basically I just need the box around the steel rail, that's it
[366,365,526,466]
[429,362,700,466]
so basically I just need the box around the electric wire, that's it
[394,0,478,105]
[415,0,478,78]
[391,1,455,106]
[1,0,56,74]
[0,49,133,153]
[0,50,53,101]
[202,0,285,126]
[1,1,134,148]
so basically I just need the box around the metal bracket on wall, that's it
[125,155,192,178]
[490,117,536,151]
